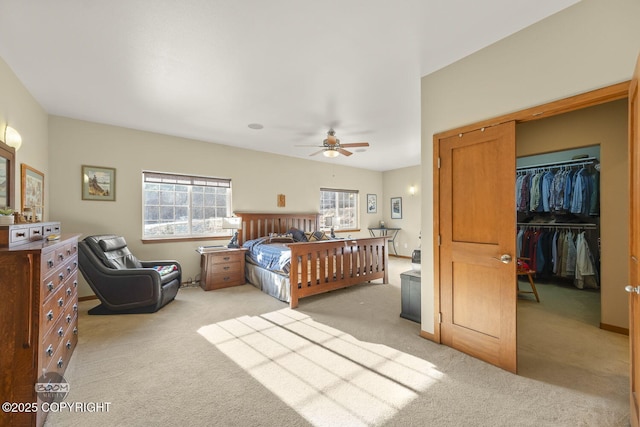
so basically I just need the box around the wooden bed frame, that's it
[235,212,389,308]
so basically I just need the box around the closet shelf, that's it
[516,156,598,172]
[517,222,597,229]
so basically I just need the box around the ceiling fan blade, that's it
[337,148,353,156]
[340,142,369,148]
[309,149,325,156]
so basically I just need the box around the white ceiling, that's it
[0,0,580,171]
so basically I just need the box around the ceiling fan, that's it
[297,128,370,158]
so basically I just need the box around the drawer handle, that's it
[73,327,78,335]
[47,310,54,321]
[59,273,65,281]
[67,249,71,255]
[66,341,72,350]
[58,298,64,307]
[33,230,41,235]
[16,232,26,237]
[57,327,64,337]
[47,282,54,292]
[46,345,54,357]
[67,266,71,274]
[223,266,230,270]
[57,358,64,369]
[66,287,72,296]
[48,259,54,268]
[45,228,52,233]
[73,280,78,288]
[223,276,230,281]
[66,314,72,323]
[74,261,78,268]
[223,256,231,261]
[73,303,78,312]
[59,254,64,261]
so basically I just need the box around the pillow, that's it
[306,231,327,241]
[152,264,179,276]
[269,233,294,243]
[288,227,308,242]
[270,237,294,243]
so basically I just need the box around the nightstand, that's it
[199,247,247,291]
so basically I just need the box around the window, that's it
[319,188,359,231]
[143,171,232,239]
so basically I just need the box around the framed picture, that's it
[366,194,377,213]
[82,165,116,201]
[391,197,402,219]
[21,164,44,220]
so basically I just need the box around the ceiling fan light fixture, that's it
[323,148,340,158]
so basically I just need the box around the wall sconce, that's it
[409,185,416,196]
[4,126,22,151]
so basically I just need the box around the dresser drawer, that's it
[9,227,30,245]
[41,258,78,300]
[44,317,78,377]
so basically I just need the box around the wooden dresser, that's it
[0,227,80,427]
[199,247,247,291]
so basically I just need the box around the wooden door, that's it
[628,53,640,427]
[439,121,517,373]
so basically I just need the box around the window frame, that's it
[319,188,360,232]
[141,171,233,242]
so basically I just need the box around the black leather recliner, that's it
[78,235,181,314]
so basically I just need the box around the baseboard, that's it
[78,295,98,302]
[600,322,629,336]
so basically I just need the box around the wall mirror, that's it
[0,140,16,210]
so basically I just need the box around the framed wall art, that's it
[82,165,116,201]
[21,164,44,220]
[366,194,377,213]
[391,197,402,219]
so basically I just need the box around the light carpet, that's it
[45,258,629,426]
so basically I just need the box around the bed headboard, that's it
[234,212,320,245]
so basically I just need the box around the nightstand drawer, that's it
[210,261,242,275]
[210,271,244,287]
[208,251,244,264]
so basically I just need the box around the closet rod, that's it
[516,156,598,171]
[517,222,597,229]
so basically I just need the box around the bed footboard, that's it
[288,237,388,308]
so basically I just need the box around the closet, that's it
[515,98,628,331]
[516,150,601,293]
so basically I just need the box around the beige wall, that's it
[0,57,49,214]
[47,116,385,297]
[421,0,640,333]
[517,99,628,328]
[382,165,421,257]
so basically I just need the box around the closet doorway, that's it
[433,82,630,373]
[514,99,628,380]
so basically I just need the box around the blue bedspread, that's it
[243,237,292,274]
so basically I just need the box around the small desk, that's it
[368,227,400,255]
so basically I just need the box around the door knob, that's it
[625,285,640,294]
[493,254,512,264]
